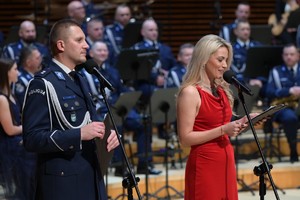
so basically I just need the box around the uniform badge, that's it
[15,83,25,93]
[71,112,77,122]
[54,71,66,80]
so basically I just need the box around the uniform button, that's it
[61,171,64,176]
[69,145,74,150]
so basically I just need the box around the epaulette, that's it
[35,67,52,78]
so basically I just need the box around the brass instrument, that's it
[270,95,299,109]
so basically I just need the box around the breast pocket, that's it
[61,98,85,124]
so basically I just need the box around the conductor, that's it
[22,19,120,200]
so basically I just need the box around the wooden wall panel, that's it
[0,0,276,54]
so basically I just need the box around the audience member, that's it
[22,19,119,200]
[266,43,300,163]
[81,41,161,176]
[165,43,194,88]
[13,46,42,107]
[219,1,251,43]
[1,20,50,66]
[0,58,36,200]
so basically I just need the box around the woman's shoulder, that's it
[179,85,200,100]
[0,94,9,106]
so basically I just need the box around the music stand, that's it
[116,49,158,200]
[250,25,273,45]
[116,49,159,83]
[244,46,283,79]
[111,91,142,127]
[150,88,184,199]
[122,21,143,49]
[111,91,142,200]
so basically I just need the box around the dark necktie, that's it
[290,68,295,80]
[69,71,76,81]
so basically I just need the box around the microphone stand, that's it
[237,89,280,200]
[99,84,142,200]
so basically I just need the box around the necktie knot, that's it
[69,71,77,81]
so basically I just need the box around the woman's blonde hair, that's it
[178,34,234,107]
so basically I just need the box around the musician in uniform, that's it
[219,1,251,43]
[266,43,300,163]
[14,46,42,107]
[1,20,50,66]
[103,4,132,65]
[165,43,194,88]
[81,41,161,176]
[22,19,119,200]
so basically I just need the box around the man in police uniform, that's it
[131,18,176,105]
[82,41,161,176]
[103,4,132,65]
[165,43,194,88]
[219,1,251,43]
[22,19,119,200]
[266,43,300,163]
[14,46,42,107]
[1,20,50,66]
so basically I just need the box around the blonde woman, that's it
[177,34,257,199]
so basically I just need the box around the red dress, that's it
[184,86,238,200]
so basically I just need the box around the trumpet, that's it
[270,95,299,109]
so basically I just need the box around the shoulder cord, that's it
[106,28,120,55]
[272,68,282,89]
[41,78,91,130]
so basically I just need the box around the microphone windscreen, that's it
[84,59,97,74]
[223,70,235,84]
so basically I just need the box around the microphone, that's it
[223,70,253,96]
[83,59,115,91]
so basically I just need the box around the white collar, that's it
[52,58,73,74]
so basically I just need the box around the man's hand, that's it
[81,122,105,141]
[106,130,120,152]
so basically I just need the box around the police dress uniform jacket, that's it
[103,22,124,58]
[165,62,186,88]
[80,62,130,116]
[231,39,262,82]
[22,61,107,200]
[219,20,237,43]
[13,67,34,107]
[131,40,176,72]
[266,63,300,99]
[2,39,50,65]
